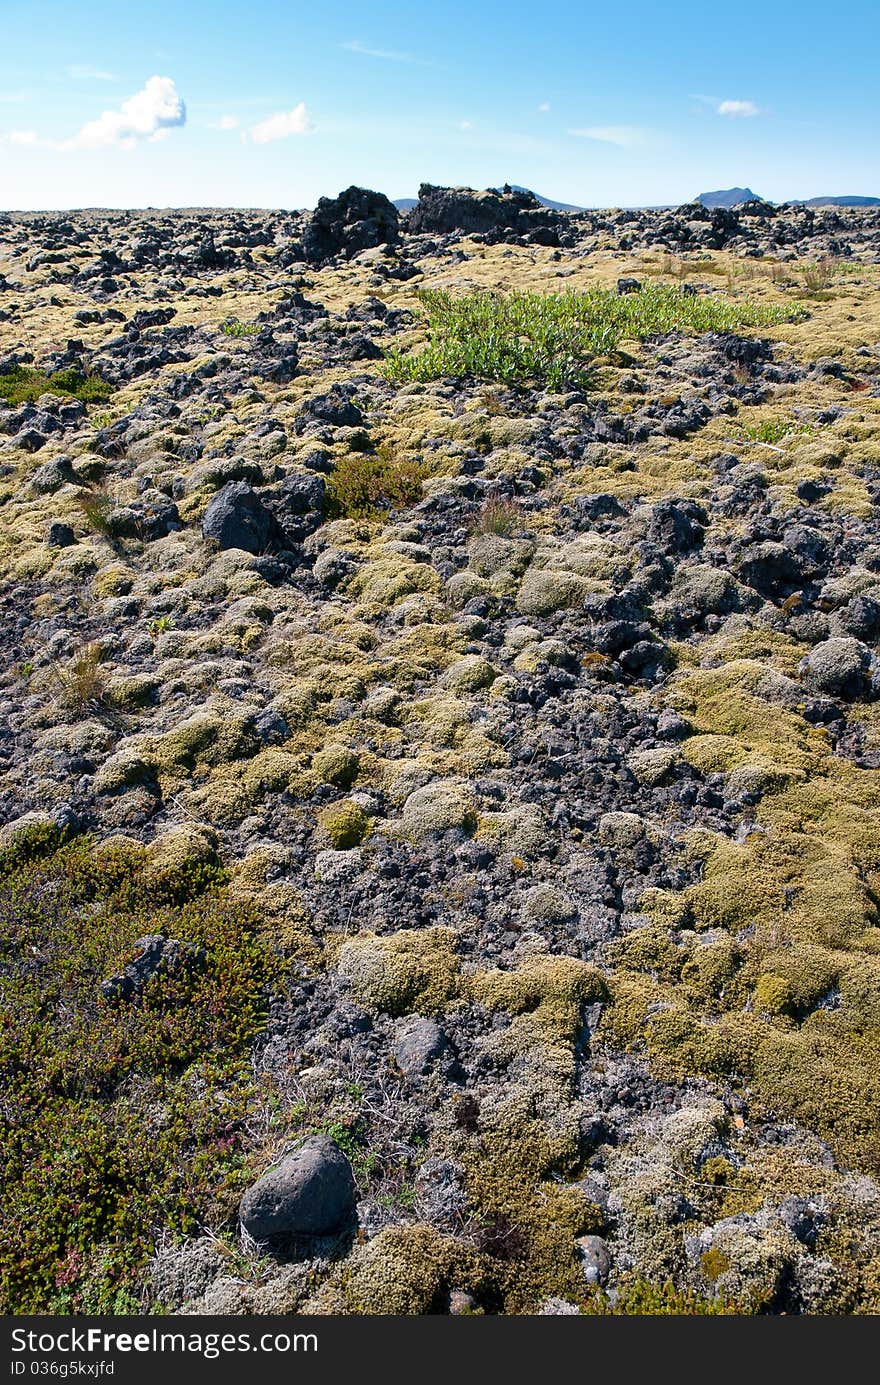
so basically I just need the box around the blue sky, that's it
[1,0,878,210]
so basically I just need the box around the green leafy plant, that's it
[384,285,804,391]
[736,417,814,444]
[220,319,259,338]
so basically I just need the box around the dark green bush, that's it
[0,365,112,406]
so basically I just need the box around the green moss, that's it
[581,1277,742,1315]
[312,744,359,789]
[306,1224,485,1314]
[336,928,462,1016]
[753,972,796,1016]
[318,799,370,849]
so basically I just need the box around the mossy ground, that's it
[3,208,880,1314]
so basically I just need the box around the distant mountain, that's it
[507,185,585,212]
[696,187,764,208]
[792,195,880,207]
[393,186,585,214]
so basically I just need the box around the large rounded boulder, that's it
[239,1136,357,1241]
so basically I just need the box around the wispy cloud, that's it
[538,101,551,113]
[208,114,239,130]
[0,91,30,104]
[1,129,41,146]
[248,102,315,143]
[458,119,473,131]
[67,64,117,81]
[717,99,760,118]
[63,75,186,149]
[341,39,427,64]
[692,93,762,118]
[568,124,650,147]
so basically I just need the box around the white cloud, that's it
[458,119,473,131]
[1,129,42,146]
[68,65,117,81]
[341,39,420,63]
[568,125,649,147]
[538,101,551,113]
[717,99,760,117]
[208,114,239,130]
[249,102,315,144]
[64,75,186,149]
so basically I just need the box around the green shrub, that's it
[220,319,259,338]
[326,446,426,518]
[384,285,805,391]
[0,366,112,406]
[0,839,279,1313]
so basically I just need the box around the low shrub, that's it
[0,839,279,1312]
[0,365,112,406]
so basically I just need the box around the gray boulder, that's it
[239,1136,356,1241]
[202,481,273,553]
[799,636,879,700]
[392,1015,451,1077]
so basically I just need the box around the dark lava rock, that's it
[300,186,399,265]
[202,481,273,553]
[29,455,80,494]
[238,1136,357,1241]
[738,540,806,597]
[46,521,75,547]
[407,182,555,236]
[834,593,880,643]
[647,498,706,553]
[617,277,642,294]
[294,384,364,433]
[100,934,203,1003]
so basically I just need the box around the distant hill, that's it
[792,195,880,207]
[696,187,764,208]
[393,185,585,214]
[507,185,585,212]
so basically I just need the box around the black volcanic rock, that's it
[407,182,558,236]
[299,186,399,265]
